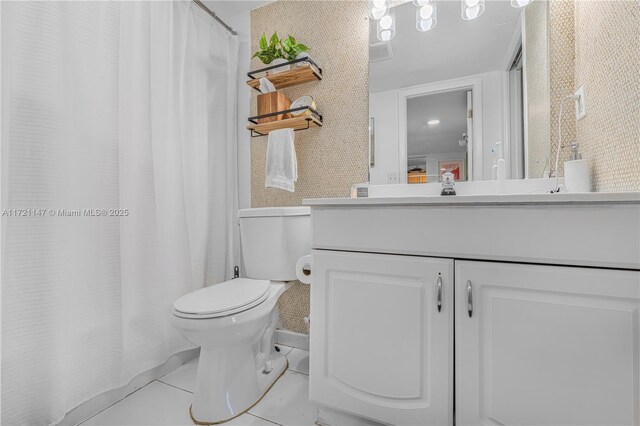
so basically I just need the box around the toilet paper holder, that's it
[296,255,313,284]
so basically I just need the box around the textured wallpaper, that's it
[548,0,576,177]
[524,0,551,178]
[250,0,370,333]
[573,0,640,192]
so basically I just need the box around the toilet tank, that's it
[239,207,311,281]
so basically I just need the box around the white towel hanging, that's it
[265,128,297,192]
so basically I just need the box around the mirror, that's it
[369,0,551,184]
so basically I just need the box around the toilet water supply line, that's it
[552,94,580,192]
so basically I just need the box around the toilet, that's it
[171,206,311,424]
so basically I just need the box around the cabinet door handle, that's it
[467,280,473,318]
[436,276,443,312]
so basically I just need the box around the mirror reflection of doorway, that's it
[406,89,472,184]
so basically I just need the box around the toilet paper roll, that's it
[564,159,591,193]
[295,255,312,284]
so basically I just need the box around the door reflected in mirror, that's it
[407,90,471,183]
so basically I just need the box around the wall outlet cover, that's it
[575,85,587,120]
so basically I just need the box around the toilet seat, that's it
[172,278,270,319]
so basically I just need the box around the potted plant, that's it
[280,35,310,66]
[252,33,310,73]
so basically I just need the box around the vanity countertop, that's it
[303,191,640,207]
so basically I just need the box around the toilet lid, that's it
[173,278,270,317]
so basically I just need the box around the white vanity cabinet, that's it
[306,194,640,426]
[455,261,640,426]
[309,250,454,426]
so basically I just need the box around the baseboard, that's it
[316,404,388,426]
[57,348,200,425]
[276,329,309,351]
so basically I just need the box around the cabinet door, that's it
[310,250,453,426]
[455,261,640,426]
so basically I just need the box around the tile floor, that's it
[81,346,314,426]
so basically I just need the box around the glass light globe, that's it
[371,5,387,19]
[511,0,532,7]
[419,5,434,19]
[416,2,437,31]
[417,18,435,31]
[369,0,389,20]
[465,5,480,19]
[461,0,484,20]
[379,15,393,29]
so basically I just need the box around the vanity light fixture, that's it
[428,119,440,125]
[377,7,396,41]
[461,0,485,20]
[511,0,534,7]
[369,0,389,20]
[416,1,438,32]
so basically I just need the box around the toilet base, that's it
[189,352,288,425]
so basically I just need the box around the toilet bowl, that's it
[171,207,311,424]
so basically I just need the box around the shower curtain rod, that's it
[192,0,238,36]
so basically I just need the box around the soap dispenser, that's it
[564,143,591,192]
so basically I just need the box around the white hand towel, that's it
[265,128,297,192]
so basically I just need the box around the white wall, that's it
[480,71,508,179]
[369,71,508,184]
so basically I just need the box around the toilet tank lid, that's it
[238,206,310,218]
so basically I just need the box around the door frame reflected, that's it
[398,76,483,183]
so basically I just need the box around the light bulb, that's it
[417,18,435,31]
[377,7,396,41]
[511,0,532,7]
[371,5,387,19]
[461,0,484,20]
[419,5,434,19]
[369,0,388,20]
[465,5,479,19]
[380,15,392,29]
[416,1,437,31]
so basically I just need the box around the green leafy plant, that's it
[252,32,283,64]
[279,35,309,61]
[252,32,310,65]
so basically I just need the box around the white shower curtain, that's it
[1,1,239,424]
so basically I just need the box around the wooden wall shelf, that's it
[247,115,322,137]
[247,59,322,92]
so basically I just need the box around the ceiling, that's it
[204,0,272,21]
[370,0,521,93]
[407,90,468,156]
